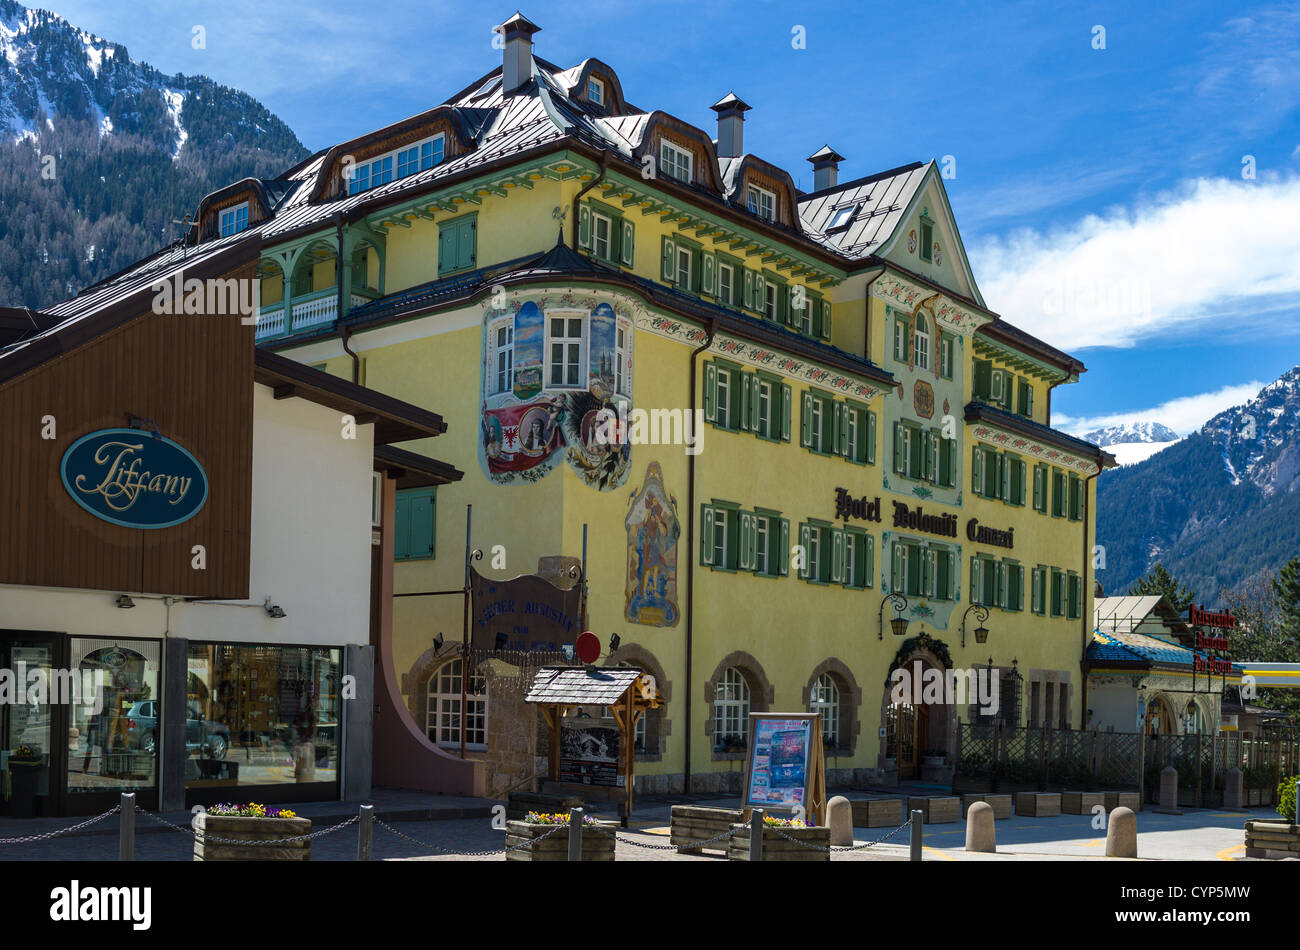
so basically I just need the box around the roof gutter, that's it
[570,151,609,249]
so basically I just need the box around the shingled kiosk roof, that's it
[524,666,642,706]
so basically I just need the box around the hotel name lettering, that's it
[835,492,1015,549]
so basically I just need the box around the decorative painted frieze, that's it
[969,423,1100,475]
[872,274,992,336]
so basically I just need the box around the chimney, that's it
[710,92,751,159]
[498,12,541,94]
[808,146,846,191]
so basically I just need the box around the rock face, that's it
[1096,366,1300,597]
[0,0,308,308]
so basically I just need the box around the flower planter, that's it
[727,824,830,861]
[193,814,312,861]
[961,794,1012,820]
[504,819,617,861]
[851,798,903,828]
[670,805,742,854]
[6,760,40,818]
[1244,820,1300,858]
[1015,792,1061,817]
[1248,789,1262,806]
[907,796,960,824]
[1061,791,1105,815]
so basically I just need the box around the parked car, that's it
[123,701,230,758]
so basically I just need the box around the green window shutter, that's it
[895,423,907,474]
[970,556,980,603]
[780,384,792,441]
[906,543,921,595]
[819,299,832,340]
[620,219,635,267]
[835,402,848,457]
[867,411,877,464]
[798,523,812,580]
[1031,568,1041,614]
[973,359,992,400]
[457,218,476,270]
[702,252,716,295]
[831,528,845,584]
[700,505,715,565]
[1009,458,1023,506]
[800,392,814,447]
[893,544,905,592]
[1068,573,1081,619]
[865,536,875,586]
[971,446,983,493]
[1050,570,1062,615]
[703,362,717,423]
[925,430,938,483]
[437,225,455,276]
[938,437,951,486]
[738,512,753,571]
[778,518,790,575]
[742,268,754,310]
[1069,475,1082,520]
[754,273,766,314]
[920,548,933,597]
[395,489,435,560]
[738,371,752,432]
[578,204,592,250]
[983,558,998,606]
[661,236,676,281]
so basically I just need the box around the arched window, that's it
[913,312,930,370]
[426,659,487,750]
[714,668,750,751]
[809,673,840,750]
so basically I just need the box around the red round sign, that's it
[575,631,601,664]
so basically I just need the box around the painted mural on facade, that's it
[624,461,680,627]
[480,295,635,490]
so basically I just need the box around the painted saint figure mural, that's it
[624,461,680,627]
[480,296,634,490]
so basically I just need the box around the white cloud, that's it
[1056,381,1266,438]
[972,176,1300,351]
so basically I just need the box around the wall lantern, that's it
[961,603,990,648]
[878,592,909,640]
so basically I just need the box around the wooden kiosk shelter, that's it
[525,666,661,819]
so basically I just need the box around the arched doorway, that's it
[882,635,955,780]
[1144,694,1174,735]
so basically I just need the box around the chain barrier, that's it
[585,823,737,852]
[0,805,122,845]
[373,816,568,855]
[764,816,915,853]
[133,808,360,846]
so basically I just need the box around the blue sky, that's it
[51,0,1300,435]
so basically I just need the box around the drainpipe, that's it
[334,212,361,385]
[861,266,884,361]
[684,315,718,797]
[1080,464,1101,729]
[570,152,610,249]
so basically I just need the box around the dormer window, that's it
[827,204,858,231]
[588,77,605,105]
[219,202,249,237]
[660,141,693,183]
[347,133,446,196]
[747,184,776,222]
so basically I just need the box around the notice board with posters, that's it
[742,713,826,826]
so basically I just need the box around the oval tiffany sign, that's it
[60,428,209,529]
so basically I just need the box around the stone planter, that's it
[506,790,583,823]
[670,805,742,854]
[1103,791,1141,812]
[961,794,1012,820]
[1248,788,1262,806]
[851,798,903,828]
[727,824,829,861]
[1061,791,1105,815]
[193,814,312,861]
[1015,792,1061,817]
[504,819,617,861]
[1245,820,1300,858]
[907,797,960,824]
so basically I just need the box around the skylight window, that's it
[827,204,858,230]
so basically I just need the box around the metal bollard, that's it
[749,807,765,862]
[119,792,135,862]
[909,808,924,862]
[357,804,374,861]
[567,807,584,862]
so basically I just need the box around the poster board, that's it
[558,716,623,787]
[742,712,826,826]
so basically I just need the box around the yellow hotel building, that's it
[198,13,1115,796]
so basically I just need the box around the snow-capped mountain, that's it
[1082,421,1180,447]
[1096,366,1300,599]
[0,0,307,308]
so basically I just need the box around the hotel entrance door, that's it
[889,701,930,780]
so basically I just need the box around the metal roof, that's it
[1087,629,1200,666]
[524,666,642,706]
[797,162,927,257]
[1093,595,1188,634]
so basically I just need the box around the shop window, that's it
[426,659,487,750]
[394,487,436,560]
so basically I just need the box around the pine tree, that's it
[1273,556,1300,642]
[1126,562,1196,613]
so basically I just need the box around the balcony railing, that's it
[255,288,377,341]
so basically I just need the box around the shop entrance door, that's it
[0,632,67,817]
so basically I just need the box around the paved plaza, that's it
[0,789,1288,861]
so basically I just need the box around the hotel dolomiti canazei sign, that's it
[60,428,209,529]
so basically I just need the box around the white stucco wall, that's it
[0,383,374,648]
[1088,681,1139,733]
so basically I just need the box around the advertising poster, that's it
[558,717,623,787]
[745,717,812,809]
